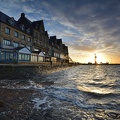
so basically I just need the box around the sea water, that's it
[0,65,120,119]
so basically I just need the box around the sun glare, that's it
[96,54,107,64]
[87,53,108,64]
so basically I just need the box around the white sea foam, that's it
[0,65,120,119]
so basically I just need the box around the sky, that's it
[0,0,120,63]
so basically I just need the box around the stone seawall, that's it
[0,64,75,80]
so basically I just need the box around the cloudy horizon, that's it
[0,0,120,63]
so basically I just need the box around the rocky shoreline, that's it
[0,87,61,120]
[1,87,75,120]
[0,64,76,120]
[0,64,120,120]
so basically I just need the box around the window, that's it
[5,27,10,34]
[21,34,25,40]
[22,54,25,60]
[1,51,5,60]
[10,53,13,60]
[28,37,31,42]
[19,54,22,60]
[6,52,9,60]
[13,42,18,48]
[10,20,14,26]
[20,44,25,47]
[20,24,25,31]
[14,31,19,37]
[38,56,43,62]
[8,18,14,26]
[35,32,38,38]
[31,55,38,62]
[19,53,30,61]
[27,28,30,33]
[36,24,39,29]
[3,39,11,46]
[25,54,28,60]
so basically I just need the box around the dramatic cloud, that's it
[0,0,120,63]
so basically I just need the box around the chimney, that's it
[21,13,25,18]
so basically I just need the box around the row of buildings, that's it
[0,11,69,64]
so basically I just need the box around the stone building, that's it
[32,20,49,62]
[0,11,32,63]
[49,36,69,63]
[18,13,49,62]
[0,11,69,63]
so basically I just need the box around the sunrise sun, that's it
[87,53,108,64]
[95,53,108,64]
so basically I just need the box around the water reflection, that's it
[0,65,120,119]
[77,85,114,95]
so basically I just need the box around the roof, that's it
[17,13,33,35]
[49,36,57,44]
[0,11,32,36]
[57,39,62,46]
[0,11,10,23]
[18,13,32,25]
[14,46,24,51]
[32,20,45,31]
[0,11,19,29]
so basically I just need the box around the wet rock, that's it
[0,100,4,107]
[0,115,12,120]
[107,112,120,119]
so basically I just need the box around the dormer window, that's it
[35,32,38,38]
[8,17,14,26]
[20,24,25,31]
[36,24,39,29]
[27,28,30,33]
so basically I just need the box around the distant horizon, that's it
[75,62,120,64]
[0,0,120,64]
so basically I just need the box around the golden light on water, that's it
[77,86,113,94]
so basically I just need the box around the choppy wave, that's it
[0,65,120,119]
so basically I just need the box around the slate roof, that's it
[32,20,45,31]
[17,13,32,26]
[14,46,24,51]
[0,11,33,36]
[0,11,19,30]
[17,13,33,36]
[57,39,62,46]
[49,36,57,44]
[0,11,10,23]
